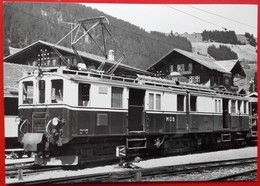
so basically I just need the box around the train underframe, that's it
[31,130,250,166]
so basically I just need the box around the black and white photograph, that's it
[3,2,258,184]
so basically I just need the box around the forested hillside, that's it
[4,2,192,70]
[201,30,256,47]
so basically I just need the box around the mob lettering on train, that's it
[165,116,175,122]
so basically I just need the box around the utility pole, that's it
[194,32,198,54]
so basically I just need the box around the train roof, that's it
[21,67,248,99]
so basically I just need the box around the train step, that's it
[221,133,231,142]
[128,131,146,134]
[126,137,147,150]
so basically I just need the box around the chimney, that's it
[108,50,115,61]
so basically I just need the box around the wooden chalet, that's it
[4,40,153,77]
[4,62,36,97]
[147,48,246,92]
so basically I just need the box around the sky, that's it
[84,4,258,36]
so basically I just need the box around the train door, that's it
[238,100,243,129]
[222,98,229,129]
[186,92,190,132]
[128,88,145,132]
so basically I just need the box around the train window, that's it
[156,94,161,110]
[39,80,45,103]
[215,99,222,113]
[51,80,63,103]
[231,100,237,113]
[238,101,242,113]
[218,100,221,113]
[78,83,90,106]
[22,81,33,104]
[149,93,154,110]
[231,100,236,113]
[177,95,185,111]
[244,101,248,114]
[111,87,123,108]
[190,95,197,111]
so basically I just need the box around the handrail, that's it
[45,119,53,136]
[19,120,28,135]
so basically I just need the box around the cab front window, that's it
[51,80,63,103]
[22,81,34,104]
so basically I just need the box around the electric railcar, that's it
[16,67,252,165]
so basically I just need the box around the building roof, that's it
[147,48,245,77]
[214,60,246,77]
[4,40,153,76]
[4,62,37,97]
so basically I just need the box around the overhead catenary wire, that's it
[164,4,228,31]
[184,4,257,30]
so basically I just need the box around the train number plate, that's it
[79,128,89,135]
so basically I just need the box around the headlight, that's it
[15,117,21,125]
[52,117,59,126]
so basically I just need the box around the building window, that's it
[52,59,57,66]
[51,80,63,103]
[73,58,78,65]
[78,83,90,106]
[177,64,185,72]
[156,94,161,110]
[111,87,123,108]
[224,77,230,85]
[231,100,236,113]
[149,93,154,110]
[22,81,33,104]
[39,80,45,103]
[169,65,174,72]
[190,95,197,111]
[189,76,200,83]
[177,94,185,111]
[188,63,193,72]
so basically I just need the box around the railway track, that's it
[209,169,257,181]
[6,157,257,184]
[6,164,63,179]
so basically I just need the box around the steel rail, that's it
[6,157,256,184]
[208,169,257,181]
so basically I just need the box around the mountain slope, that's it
[4,2,192,70]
